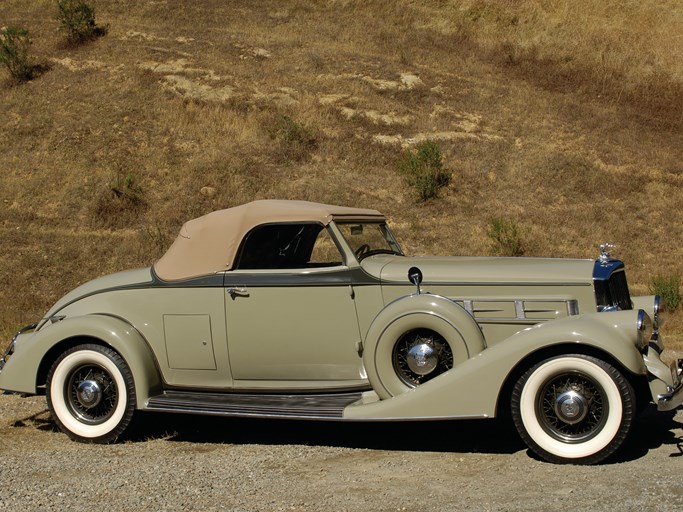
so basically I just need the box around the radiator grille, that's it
[594,269,632,311]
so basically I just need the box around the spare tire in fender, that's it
[363,294,485,399]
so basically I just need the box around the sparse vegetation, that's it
[487,218,525,257]
[273,115,318,162]
[650,274,682,312]
[56,0,108,43]
[0,26,33,82]
[412,0,683,128]
[397,141,451,202]
[93,173,146,228]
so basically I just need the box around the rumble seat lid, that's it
[154,200,384,281]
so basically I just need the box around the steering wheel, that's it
[355,244,371,258]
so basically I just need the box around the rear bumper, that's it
[0,324,37,373]
[0,324,38,394]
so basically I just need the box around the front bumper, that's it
[657,359,683,411]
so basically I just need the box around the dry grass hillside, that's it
[1,0,682,346]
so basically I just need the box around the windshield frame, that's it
[334,221,404,261]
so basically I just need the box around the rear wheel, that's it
[46,344,136,443]
[511,354,634,464]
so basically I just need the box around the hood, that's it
[41,268,154,322]
[361,255,595,285]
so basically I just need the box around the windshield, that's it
[336,222,404,260]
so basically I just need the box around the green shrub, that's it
[397,140,451,202]
[0,26,33,82]
[649,273,681,311]
[56,0,108,43]
[274,115,318,162]
[487,218,525,256]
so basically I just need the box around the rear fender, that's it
[0,315,162,405]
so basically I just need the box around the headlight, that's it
[636,309,651,350]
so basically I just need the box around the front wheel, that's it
[511,354,635,464]
[46,344,136,443]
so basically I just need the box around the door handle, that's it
[227,287,249,299]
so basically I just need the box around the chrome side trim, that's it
[145,390,492,421]
[449,298,577,323]
[146,390,364,419]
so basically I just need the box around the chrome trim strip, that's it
[145,390,491,421]
[514,300,525,320]
[146,390,364,419]
[476,319,543,326]
[449,298,576,323]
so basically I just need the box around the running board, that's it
[145,390,364,420]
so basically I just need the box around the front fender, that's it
[0,315,162,405]
[345,309,646,419]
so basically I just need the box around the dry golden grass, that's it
[1,0,682,347]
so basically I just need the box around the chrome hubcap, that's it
[406,343,438,376]
[75,380,103,408]
[393,329,453,387]
[554,390,588,424]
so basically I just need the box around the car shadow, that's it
[129,405,683,462]
[131,411,525,456]
[610,406,683,462]
[20,399,680,462]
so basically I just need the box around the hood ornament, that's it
[598,243,615,264]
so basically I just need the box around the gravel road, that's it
[1,393,682,512]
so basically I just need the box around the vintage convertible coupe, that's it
[1,200,681,464]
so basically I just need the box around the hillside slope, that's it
[1,0,682,344]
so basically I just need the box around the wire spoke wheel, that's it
[392,329,453,387]
[511,354,635,464]
[537,371,607,443]
[47,344,136,443]
[65,363,119,425]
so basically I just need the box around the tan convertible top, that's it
[154,199,384,281]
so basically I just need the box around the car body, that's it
[1,199,681,464]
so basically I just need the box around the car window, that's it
[236,223,343,270]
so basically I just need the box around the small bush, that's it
[397,140,451,202]
[274,115,318,162]
[93,173,146,227]
[0,26,33,82]
[56,0,108,43]
[488,218,525,256]
[650,274,681,312]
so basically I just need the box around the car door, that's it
[224,223,368,390]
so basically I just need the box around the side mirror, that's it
[408,266,423,295]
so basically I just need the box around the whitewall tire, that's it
[46,344,136,443]
[511,354,634,464]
